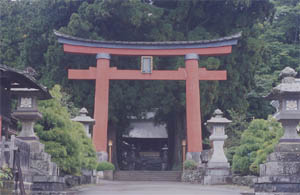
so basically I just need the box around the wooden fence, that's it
[0,135,28,195]
[0,135,18,168]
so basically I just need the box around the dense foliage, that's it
[183,160,198,170]
[224,109,249,165]
[35,85,98,175]
[248,0,300,118]
[0,0,276,124]
[97,162,115,171]
[0,166,13,188]
[0,0,299,173]
[232,117,283,175]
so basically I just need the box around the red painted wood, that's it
[68,67,227,81]
[198,68,227,80]
[93,59,110,152]
[68,67,96,80]
[0,116,2,140]
[63,44,232,56]
[68,65,227,154]
[109,68,186,80]
[185,59,203,152]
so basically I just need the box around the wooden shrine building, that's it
[0,65,51,139]
[54,31,241,162]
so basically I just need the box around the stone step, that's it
[31,181,65,192]
[27,140,45,153]
[274,143,300,153]
[31,190,77,195]
[114,171,182,181]
[260,161,300,176]
[30,159,58,176]
[267,151,300,162]
[257,176,300,183]
[31,152,51,161]
[254,183,300,193]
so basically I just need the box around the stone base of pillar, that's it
[97,151,108,162]
[254,142,300,194]
[204,165,231,185]
[207,162,230,169]
[17,136,39,141]
[186,152,202,163]
[204,175,232,185]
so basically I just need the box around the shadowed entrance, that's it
[120,111,168,171]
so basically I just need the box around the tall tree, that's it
[1,0,277,168]
[248,0,300,119]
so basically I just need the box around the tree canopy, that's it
[0,0,277,124]
[0,0,299,172]
[35,85,98,175]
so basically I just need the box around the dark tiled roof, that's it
[54,30,241,50]
[0,64,51,100]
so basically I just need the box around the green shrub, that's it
[35,85,98,175]
[97,162,115,171]
[232,117,283,175]
[183,160,198,170]
[0,165,13,188]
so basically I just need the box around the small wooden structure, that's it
[0,64,51,140]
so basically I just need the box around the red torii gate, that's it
[55,31,240,162]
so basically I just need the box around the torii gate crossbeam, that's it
[55,31,241,163]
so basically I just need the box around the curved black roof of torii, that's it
[54,30,242,50]
[0,64,51,100]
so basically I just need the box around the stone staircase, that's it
[114,171,182,181]
[18,139,68,193]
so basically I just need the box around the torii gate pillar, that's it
[93,53,110,161]
[185,54,202,162]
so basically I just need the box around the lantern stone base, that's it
[97,151,108,162]
[203,175,232,185]
[204,164,231,185]
[254,142,300,194]
[207,162,230,168]
[12,111,42,139]
[186,152,202,163]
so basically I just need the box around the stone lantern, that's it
[206,109,231,168]
[12,89,43,139]
[72,108,95,138]
[204,109,231,184]
[254,67,300,195]
[267,67,300,142]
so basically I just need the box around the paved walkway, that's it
[76,180,253,195]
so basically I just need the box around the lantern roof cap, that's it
[79,107,88,115]
[72,107,95,124]
[266,67,300,100]
[206,109,232,124]
[280,67,297,78]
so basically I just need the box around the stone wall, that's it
[181,169,205,183]
[64,175,97,188]
[182,167,258,187]
[232,175,258,187]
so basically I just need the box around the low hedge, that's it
[183,160,198,170]
[97,162,115,171]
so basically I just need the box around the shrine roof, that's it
[123,121,168,139]
[0,64,51,100]
[54,30,241,50]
